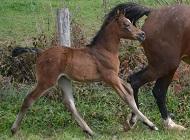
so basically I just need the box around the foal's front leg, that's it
[103,72,158,131]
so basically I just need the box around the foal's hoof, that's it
[149,125,159,131]
[124,117,136,132]
[123,121,132,132]
[143,122,159,131]
[83,129,95,137]
[126,113,137,129]
[11,127,17,135]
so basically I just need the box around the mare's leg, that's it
[58,76,94,136]
[103,71,158,131]
[128,62,186,131]
[11,82,53,134]
[153,71,186,131]
[127,66,158,127]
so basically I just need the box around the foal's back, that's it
[36,47,100,84]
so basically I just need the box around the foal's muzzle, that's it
[136,32,145,42]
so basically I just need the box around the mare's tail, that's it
[12,47,42,57]
[118,2,152,25]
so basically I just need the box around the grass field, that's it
[0,85,190,140]
[1,0,190,139]
[0,0,179,42]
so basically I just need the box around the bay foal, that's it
[119,3,189,131]
[11,6,157,136]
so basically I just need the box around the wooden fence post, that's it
[57,8,71,47]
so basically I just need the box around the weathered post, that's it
[57,8,71,47]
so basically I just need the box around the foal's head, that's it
[114,10,145,42]
[88,6,146,46]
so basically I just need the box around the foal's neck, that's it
[91,25,120,54]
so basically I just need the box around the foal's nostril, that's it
[138,32,145,40]
[137,32,146,42]
[139,32,145,38]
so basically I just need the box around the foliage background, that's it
[0,0,190,139]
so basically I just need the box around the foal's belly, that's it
[64,52,101,82]
[67,63,101,82]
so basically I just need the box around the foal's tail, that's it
[120,2,152,25]
[12,47,42,57]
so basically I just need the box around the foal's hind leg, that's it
[127,67,158,128]
[58,76,94,136]
[103,72,158,131]
[11,83,52,134]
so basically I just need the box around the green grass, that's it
[0,84,190,139]
[0,0,181,42]
[1,0,190,139]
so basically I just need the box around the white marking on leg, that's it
[131,114,138,123]
[164,117,186,131]
[11,86,52,134]
[164,118,176,127]
[11,99,34,132]
[58,76,94,135]
[11,112,24,130]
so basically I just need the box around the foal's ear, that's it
[116,9,125,18]
[116,10,120,16]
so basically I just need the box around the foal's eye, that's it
[125,24,130,29]
[126,24,130,27]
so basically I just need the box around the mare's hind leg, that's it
[58,76,94,136]
[153,71,186,131]
[11,82,53,134]
[128,65,186,131]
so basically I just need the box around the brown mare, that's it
[11,5,158,136]
[119,3,190,131]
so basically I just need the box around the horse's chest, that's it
[97,55,120,73]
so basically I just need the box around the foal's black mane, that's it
[87,3,151,47]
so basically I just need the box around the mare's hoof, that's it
[165,124,187,131]
[164,118,187,131]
